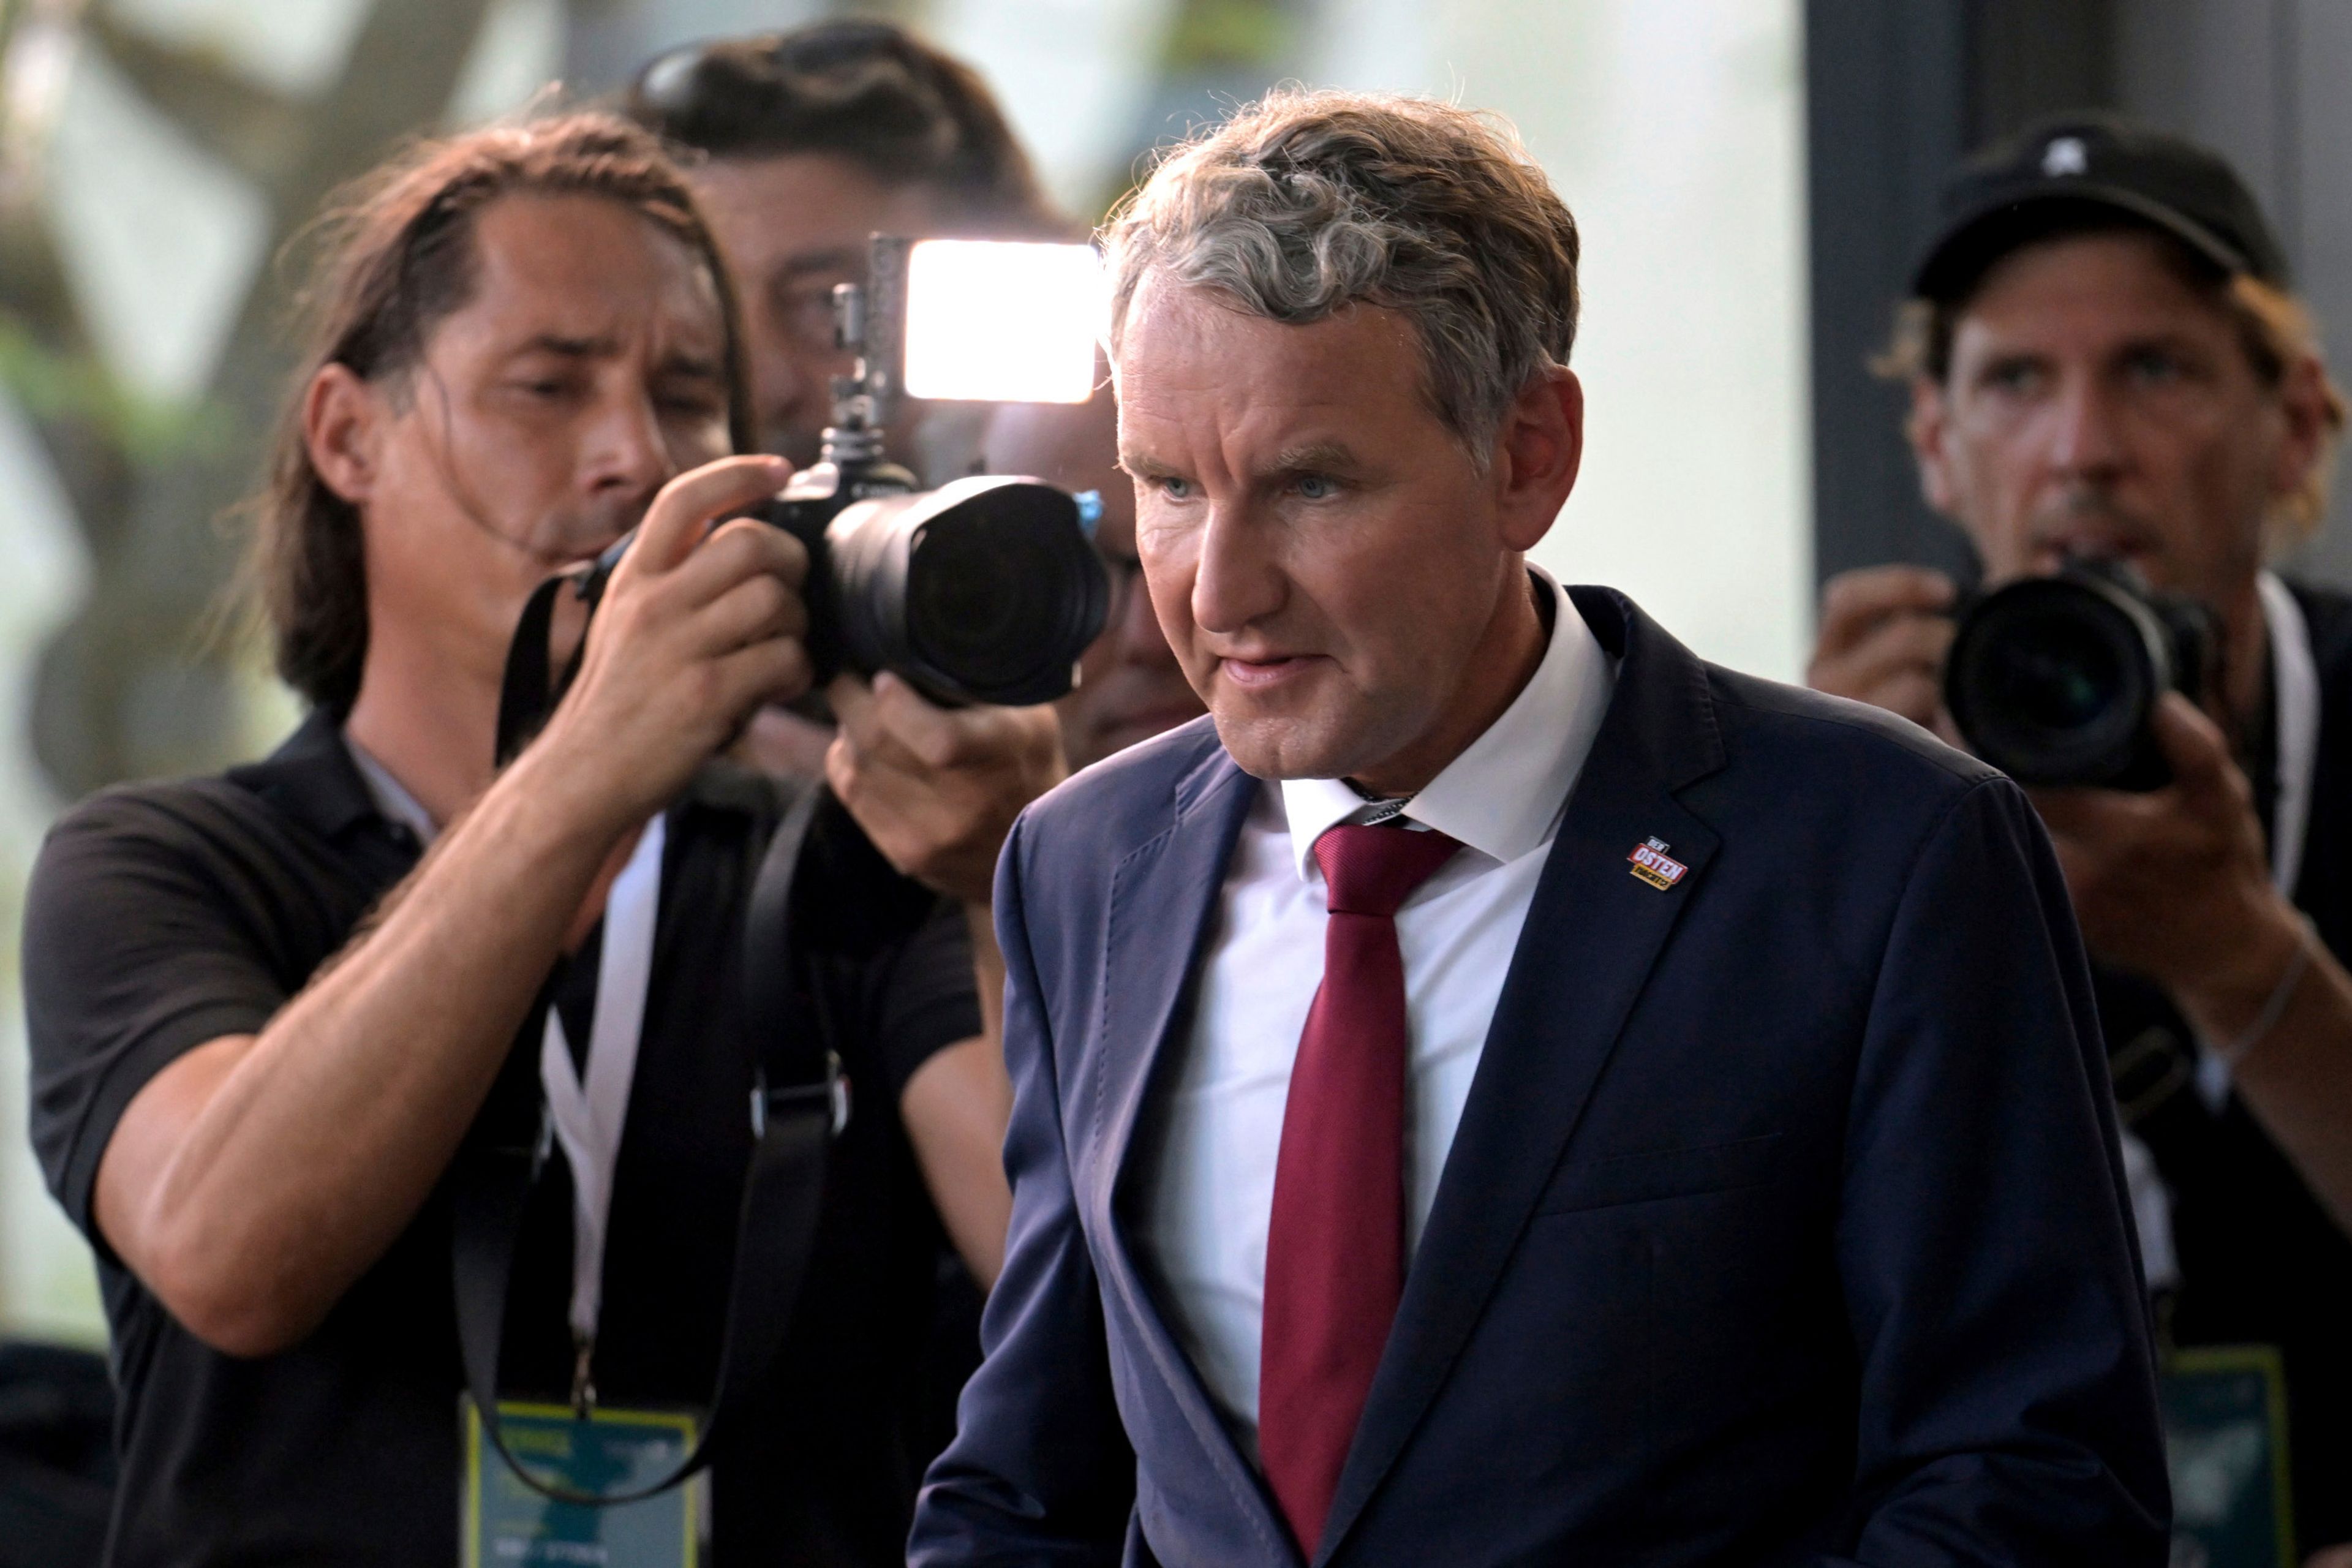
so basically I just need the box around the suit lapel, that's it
[1082,747,1297,1556]
[1317,589,1729,1561]
[1087,745,1253,1234]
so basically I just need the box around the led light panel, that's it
[902,239,1103,404]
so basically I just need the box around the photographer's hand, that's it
[824,673,1066,907]
[1807,565,1961,738]
[2029,694,2281,990]
[2033,693,2352,1235]
[532,456,811,834]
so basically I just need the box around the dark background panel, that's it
[1804,0,1970,588]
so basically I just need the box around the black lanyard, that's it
[450,776,842,1506]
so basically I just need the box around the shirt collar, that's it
[225,709,382,842]
[344,734,440,846]
[1278,567,1617,882]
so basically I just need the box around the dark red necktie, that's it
[1260,821,1463,1555]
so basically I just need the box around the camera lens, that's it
[827,478,1109,706]
[905,491,1102,699]
[1986,616,2124,731]
[1945,573,2164,786]
[907,524,1029,673]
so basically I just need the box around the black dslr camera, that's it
[744,237,1109,707]
[1943,559,2217,791]
[505,236,1109,753]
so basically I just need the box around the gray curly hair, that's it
[1101,89,1580,464]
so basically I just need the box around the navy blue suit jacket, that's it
[911,588,2169,1566]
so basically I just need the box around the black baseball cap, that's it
[1912,111,2288,302]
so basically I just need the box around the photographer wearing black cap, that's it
[1811,113,2352,1557]
[20,113,1035,1565]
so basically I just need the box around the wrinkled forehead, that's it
[1113,281,1438,469]
[402,192,724,390]
[482,191,720,317]
[1113,274,1416,381]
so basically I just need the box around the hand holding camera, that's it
[1815,558,2218,789]
[530,454,813,835]
[510,235,1110,875]
[826,673,1067,906]
[1806,565,1961,739]
[2031,691,2299,1011]
[1812,558,2293,1003]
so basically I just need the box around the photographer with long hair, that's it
[23,111,1034,1565]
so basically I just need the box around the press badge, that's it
[2158,1346,2294,1568]
[461,1398,704,1568]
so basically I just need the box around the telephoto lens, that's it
[1943,559,2216,791]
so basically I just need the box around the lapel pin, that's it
[1628,837,1687,891]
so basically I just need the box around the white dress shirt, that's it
[1134,570,1616,1456]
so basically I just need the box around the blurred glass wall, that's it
[0,0,1807,1343]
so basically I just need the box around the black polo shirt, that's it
[23,713,981,1566]
[2100,577,2352,1553]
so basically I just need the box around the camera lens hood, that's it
[826,475,1110,707]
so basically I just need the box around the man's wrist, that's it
[2175,894,2309,1042]
[488,733,650,862]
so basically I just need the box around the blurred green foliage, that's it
[0,315,233,465]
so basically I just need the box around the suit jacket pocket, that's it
[1536,1132,1784,1214]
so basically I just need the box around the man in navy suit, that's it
[910,89,2169,1566]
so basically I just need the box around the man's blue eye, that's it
[1161,477,1194,500]
[1296,473,1338,499]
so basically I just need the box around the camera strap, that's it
[450,773,840,1507]
[496,570,596,766]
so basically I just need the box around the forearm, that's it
[967,900,1008,1059]
[98,457,815,1353]
[105,744,634,1351]
[2180,905,2352,1236]
[904,1034,1014,1289]
[894,907,1018,1289]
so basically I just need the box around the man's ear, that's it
[1906,375,1959,514]
[1494,366,1583,553]
[303,363,384,505]
[2271,353,2334,508]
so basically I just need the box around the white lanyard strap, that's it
[540,814,668,1348]
[2258,571,2318,899]
[2195,574,2317,1107]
